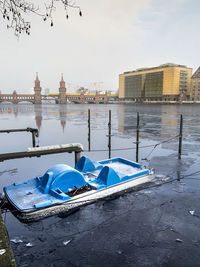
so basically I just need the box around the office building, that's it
[119,63,192,101]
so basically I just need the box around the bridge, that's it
[0,74,118,104]
[0,73,41,104]
[48,92,109,104]
[0,91,35,104]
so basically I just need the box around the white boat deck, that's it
[104,162,140,175]
[84,161,141,182]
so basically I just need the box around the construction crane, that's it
[93,82,103,92]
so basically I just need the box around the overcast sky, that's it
[0,0,199,93]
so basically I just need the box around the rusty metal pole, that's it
[136,112,139,162]
[178,114,183,159]
[108,110,111,159]
[88,109,91,151]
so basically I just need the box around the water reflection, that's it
[118,104,162,138]
[34,105,42,130]
[118,104,184,142]
[59,105,67,132]
[0,104,34,115]
[0,104,67,132]
[161,106,179,137]
[1,103,200,148]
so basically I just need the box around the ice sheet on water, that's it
[176,238,183,243]
[26,242,34,247]
[0,249,6,255]
[189,210,195,216]
[63,240,71,246]
[10,238,23,244]
[143,190,153,194]
[155,174,170,181]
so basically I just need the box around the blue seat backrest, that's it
[39,164,87,194]
[75,156,102,172]
[50,169,87,192]
[96,166,120,186]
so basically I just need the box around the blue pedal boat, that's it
[4,156,153,221]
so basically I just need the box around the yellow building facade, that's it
[119,63,192,101]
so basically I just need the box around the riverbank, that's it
[110,100,200,104]
[0,210,16,267]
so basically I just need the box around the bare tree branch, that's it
[0,0,82,36]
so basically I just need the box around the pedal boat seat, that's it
[88,166,122,190]
[75,156,102,172]
[38,164,88,200]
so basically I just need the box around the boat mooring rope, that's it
[84,134,180,154]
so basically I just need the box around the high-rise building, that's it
[119,63,192,101]
[190,67,200,100]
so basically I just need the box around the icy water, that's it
[1,103,200,266]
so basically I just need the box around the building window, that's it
[179,70,188,91]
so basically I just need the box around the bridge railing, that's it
[0,127,39,147]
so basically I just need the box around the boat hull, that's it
[14,174,154,222]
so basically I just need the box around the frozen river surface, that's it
[1,103,200,266]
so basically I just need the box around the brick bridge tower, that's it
[34,73,42,104]
[58,74,67,104]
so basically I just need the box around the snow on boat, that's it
[4,156,154,222]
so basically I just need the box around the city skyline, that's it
[0,0,199,93]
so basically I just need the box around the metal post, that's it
[108,110,111,159]
[88,109,91,151]
[178,114,183,159]
[75,151,81,165]
[32,132,36,147]
[136,112,139,162]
